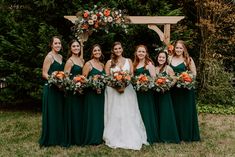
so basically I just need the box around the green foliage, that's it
[198,104,235,115]
[198,58,235,106]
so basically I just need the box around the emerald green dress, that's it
[155,71,180,143]
[134,67,159,144]
[39,60,65,147]
[82,67,105,145]
[64,65,84,146]
[170,62,200,141]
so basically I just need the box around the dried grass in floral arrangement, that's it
[73,75,88,94]
[176,71,196,90]
[87,74,107,94]
[153,74,173,92]
[107,70,131,93]
[47,71,67,90]
[131,74,154,92]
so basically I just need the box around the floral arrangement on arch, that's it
[74,5,128,38]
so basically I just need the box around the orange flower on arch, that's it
[103,9,111,17]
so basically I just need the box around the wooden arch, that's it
[64,15,184,54]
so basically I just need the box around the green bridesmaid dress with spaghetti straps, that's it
[82,64,105,145]
[64,64,84,146]
[170,63,200,141]
[155,71,180,143]
[39,59,65,146]
[134,67,159,144]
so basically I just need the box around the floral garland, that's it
[74,5,128,39]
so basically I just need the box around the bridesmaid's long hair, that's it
[156,50,168,73]
[173,40,191,68]
[110,41,123,68]
[67,39,81,59]
[133,45,153,71]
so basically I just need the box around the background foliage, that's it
[0,0,234,106]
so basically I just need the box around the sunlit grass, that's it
[0,111,235,157]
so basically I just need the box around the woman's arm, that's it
[42,54,53,80]
[64,59,73,74]
[82,61,91,77]
[128,59,134,75]
[188,57,197,77]
[105,60,111,76]
[147,63,156,77]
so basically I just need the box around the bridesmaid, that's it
[64,39,84,146]
[39,36,65,146]
[155,50,180,143]
[82,44,105,145]
[133,45,159,144]
[170,40,200,142]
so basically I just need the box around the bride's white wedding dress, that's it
[103,58,148,150]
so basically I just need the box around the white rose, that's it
[88,20,94,25]
[91,14,97,21]
[107,16,113,22]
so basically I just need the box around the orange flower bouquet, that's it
[131,74,154,91]
[73,75,88,94]
[87,74,107,94]
[153,75,173,92]
[107,70,131,93]
[176,71,196,90]
[48,71,67,89]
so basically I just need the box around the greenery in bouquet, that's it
[74,5,128,38]
[73,75,88,94]
[107,70,131,93]
[88,74,107,94]
[131,74,154,92]
[176,71,196,90]
[47,71,67,90]
[153,74,173,92]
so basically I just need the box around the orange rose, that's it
[140,75,148,82]
[104,9,111,17]
[156,78,166,84]
[184,77,192,82]
[83,11,89,18]
[94,21,99,28]
[115,75,123,81]
[168,45,174,51]
[180,72,189,78]
[125,75,131,81]
[74,76,82,82]
[56,72,65,79]
[81,24,89,29]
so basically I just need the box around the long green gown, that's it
[134,67,159,144]
[170,62,200,141]
[64,65,84,146]
[39,60,65,147]
[82,67,105,145]
[155,71,180,143]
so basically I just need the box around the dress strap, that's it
[69,58,75,65]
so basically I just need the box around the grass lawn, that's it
[0,111,235,157]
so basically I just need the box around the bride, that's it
[103,42,148,150]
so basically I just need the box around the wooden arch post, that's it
[64,15,184,50]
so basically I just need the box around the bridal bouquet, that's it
[153,75,173,92]
[48,71,67,90]
[88,74,107,94]
[131,74,154,92]
[107,70,131,93]
[176,71,196,90]
[73,75,88,94]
